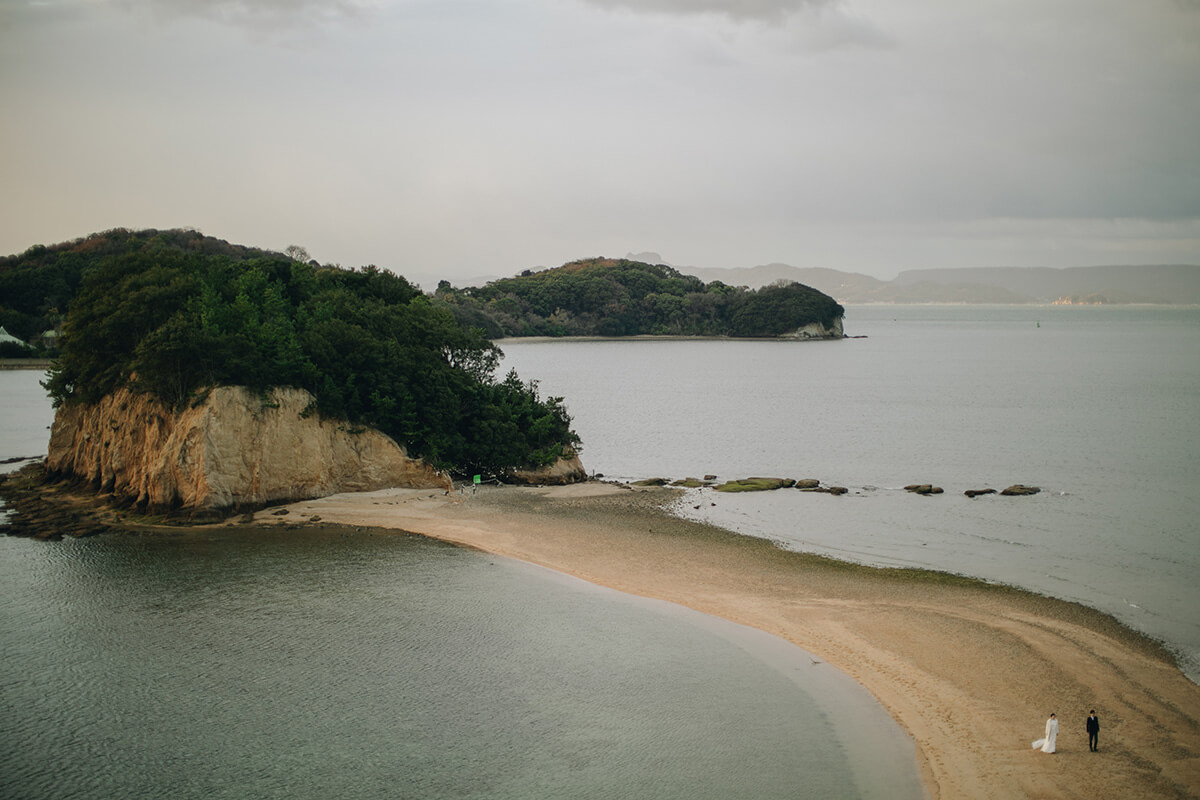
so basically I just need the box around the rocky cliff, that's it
[47,385,452,513]
[782,318,844,340]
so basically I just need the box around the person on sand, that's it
[1087,710,1100,752]
[1032,713,1058,753]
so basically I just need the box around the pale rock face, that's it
[782,317,845,339]
[505,453,587,485]
[47,386,451,511]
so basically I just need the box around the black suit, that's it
[1086,714,1100,751]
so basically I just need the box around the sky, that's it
[2,0,1199,285]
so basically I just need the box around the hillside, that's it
[672,260,1200,304]
[433,257,845,339]
[4,228,579,477]
[892,265,1200,304]
[0,228,285,354]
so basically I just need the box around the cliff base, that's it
[46,385,451,514]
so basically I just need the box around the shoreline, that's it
[244,482,1200,800]
[494,334,849,343]
[3,474,1198,798]
[0,359,53,371]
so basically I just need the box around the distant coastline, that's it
[494,333,850,343]
[666,261,1200,305]
[839,300,1200,307]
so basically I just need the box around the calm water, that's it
[0,371,922,800]
[499,305,1200,681]
[0,369,55,466]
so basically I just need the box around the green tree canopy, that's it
[34,229,578,476]
[433,257,844,338]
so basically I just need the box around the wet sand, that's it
[249,482,1200,800]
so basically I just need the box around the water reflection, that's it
[0,528,922,800]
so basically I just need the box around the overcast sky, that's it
[2,0,1198,283]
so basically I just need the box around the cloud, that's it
[578,0,891,53]
[2,0,1196,276]
[102,0,389,30]
[0,0,391,35]
[580,0,833,24]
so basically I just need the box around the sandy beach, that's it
[249,481,1200,800]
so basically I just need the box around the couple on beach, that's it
[1033,711,1101,753]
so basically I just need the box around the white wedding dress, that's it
[1032,716,1058,753]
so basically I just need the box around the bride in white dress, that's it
[1032,713,1058,753]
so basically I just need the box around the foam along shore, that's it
[247,482,1200,800]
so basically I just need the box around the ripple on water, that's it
[0,528,924,800]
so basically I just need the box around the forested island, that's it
[2,235,847,357]
[1,228,577,478]
[1,229,848,479]
[431,257,845,339]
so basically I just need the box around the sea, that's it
[498,304,1200,684]
[0,370,921,798]
[2,303,1197,799]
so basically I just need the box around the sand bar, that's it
[252,482,1200,800]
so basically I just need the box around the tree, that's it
[436,258,843,339]
[38,228,580,476]
[284,244,312,263]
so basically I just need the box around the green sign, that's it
[473,475,481,485]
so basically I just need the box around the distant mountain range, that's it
[626,253,1200,305]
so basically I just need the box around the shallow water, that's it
[0,526,923,800]
[0,367,55,461]
[4,302,1193,797]
[498,305,1200,680]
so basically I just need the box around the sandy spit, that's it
[248,482,1200,800]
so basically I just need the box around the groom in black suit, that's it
[1086,710,1100,751]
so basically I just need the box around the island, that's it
[3,228,584,514]
[431,257,846,339]
[1,228,848,511]
[5,230,1198,800]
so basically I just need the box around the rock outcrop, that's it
[47,385,451,513]
[715,477,796,492]
[806,485,849,495]
[670,477,714,488]
[782,318,844,340]
[504,452,587,486]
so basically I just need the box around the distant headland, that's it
[430,256,846,340]
[648,255,1200,305]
